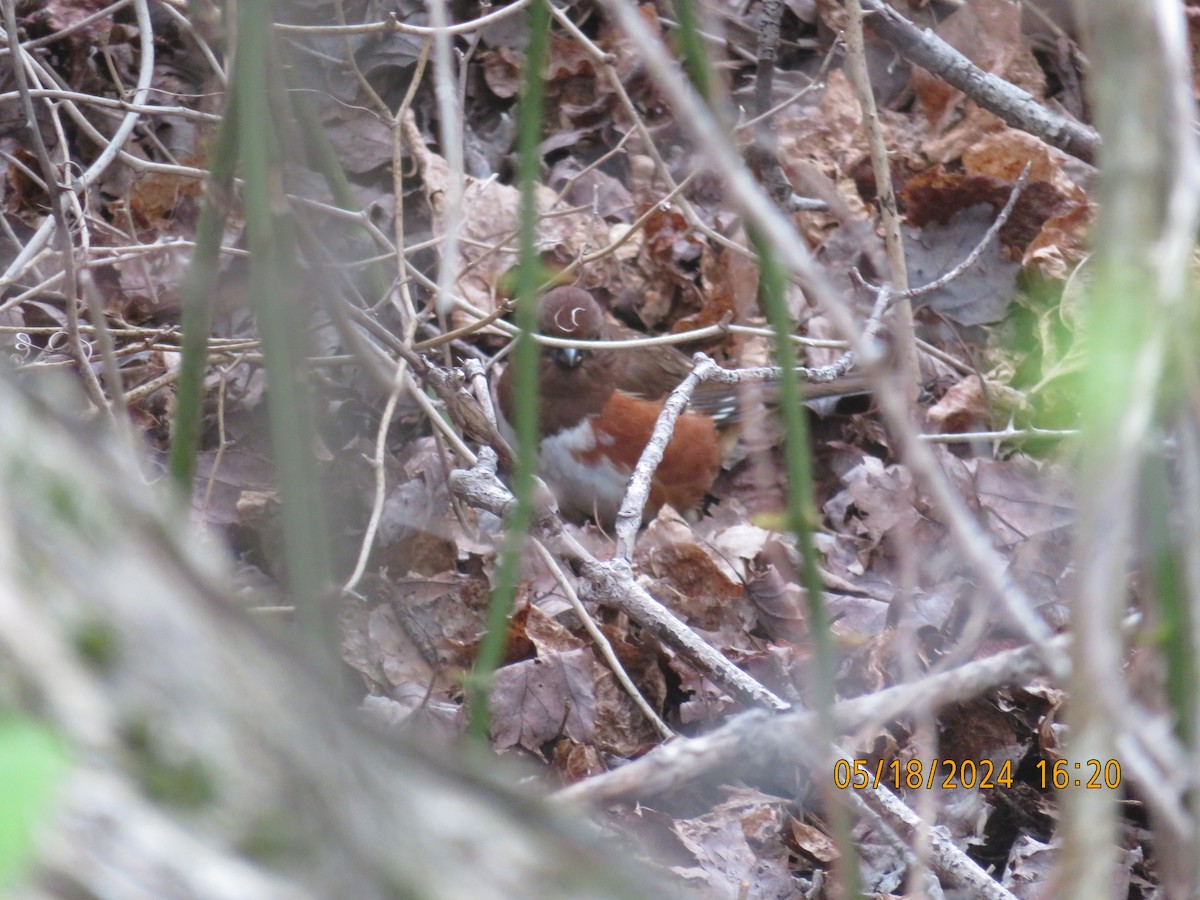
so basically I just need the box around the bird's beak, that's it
[554,346,582,369]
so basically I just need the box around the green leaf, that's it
[0,715,69,889]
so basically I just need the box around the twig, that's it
[0,88,220,121]
[614,355,713,559]
[449,450,790,712]
[1,1,107,410]
[1113,721,1191,844]
[155,0,225,84]
[0,0,133,54]
[1,0,155,285]
[748,0,791,205]
[919,425,1079,444]
[844,161,1031,404]
[573,171,704,269]
[342,360,407,596]
[560,630,1065,805]
[429,0,466,328]
[1052,0,1200,889]
[199,359,235,519]
[858,0,1098,164]
[855,779,1019,899]
[311,270,480,467]
[79,270,131,437]
[435,291,849,351]
[413,298,514,351]
[275,1,534,38]
[546,2,759,263]
[531,538,674,741]
[843,0,919,398]
[903,163,1031,300]
[608,348,857,548]
[387,72,428,322]
[405,368,476,464]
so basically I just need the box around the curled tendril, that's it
[12,331,94,366]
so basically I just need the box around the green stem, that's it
[670,0,713,102]
[466,0,550,742]
[754,231,862,898]
[236,0,336,672]
[169,95,240,493]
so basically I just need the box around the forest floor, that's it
[1,0,1177,896]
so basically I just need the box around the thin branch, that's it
[560,631,1066,806]
[275,1,534,38]
[903,164,1032,300]
[613,356,711,560]
[0,88,220,121]
[0,0,155,285]
[0,0,132,54]
[858,0,1099,164]
[429,293,849,351]
[429,0,467,331]
[546,1,760,263]
[919,425,1079,444]
[747,0,791,205]
[341,362,407,596]
[79,270,131,438]
[531,537,674,741]
[611,351,862,559]
[1,0,107,410]
[844,0,919,398]
[449,450,790,712]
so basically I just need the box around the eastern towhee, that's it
[496,286,864,525]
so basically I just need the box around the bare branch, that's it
[449,451,791,712]
[844,0,919,398]
[859,0,1099,164]
[560,632,1064,805]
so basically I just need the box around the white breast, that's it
[538,421,629,523]
[496,401,628,523]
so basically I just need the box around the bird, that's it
[495,286,865,525]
